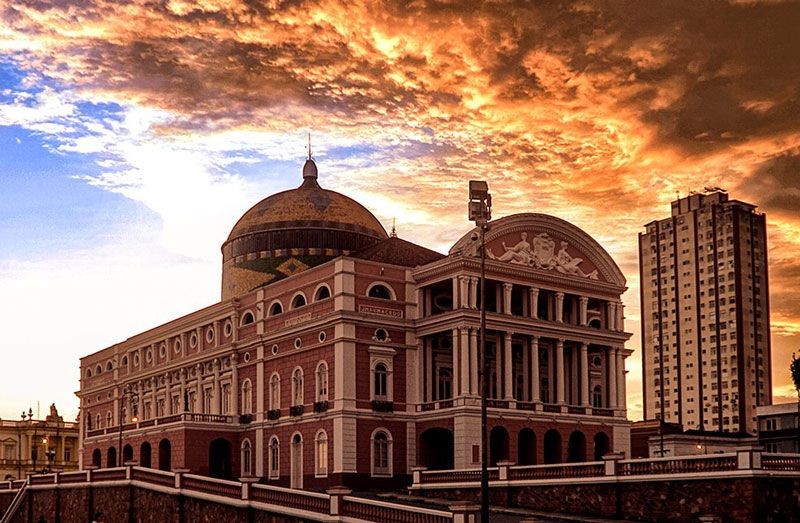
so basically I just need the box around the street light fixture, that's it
[118,385,139,467]
[469,180,491,523]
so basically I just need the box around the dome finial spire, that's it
[302,132,319,184]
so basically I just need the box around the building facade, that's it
[639,189,771,434]
[757,403,800,453]
[0,405,79,480]
[78,160,632,489]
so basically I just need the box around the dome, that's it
[221,159,388,299]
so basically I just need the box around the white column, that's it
[608,347,618,409]
[608,302,617,331]
[530,336,540,403]
[164,373,172,415]
[416,288,424,318]
[459,276,469,309]
[231,354,239,415]
[617,302,625,332]
[213,320,220,348]
[555,292,564,323]
[149,378,156,419]
[452,278,460,310]
[579,297,588,326]
[556,339,565,405]
[502,283,513,315]
[571,346,578,405]
[213,359,221,414]
[469,277,478,309]
[195,365,203,413]
[426,338,434,401]
[503,333,513,400]
[495,335,502,399]
[417,339,426,404]
[460,328,470,396]
[452,328,460,398]
[521,339,529,401]
[180,369,187,413]
[616,349,625,409]
[580,343,589,407]
[529,288,539,319]
[470,329,479,395]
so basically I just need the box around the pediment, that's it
[450,213,626,287]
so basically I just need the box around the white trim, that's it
[267,300,284,316]
[289,291,308,310]
[370,428,393,477]
[269,373,281,411]
[268,436,280,480]
[291,367,304,406]
[366,281,397,301]
[314,429,328,478]
[290,432,303,489]
[315,361,329,402]
[241,379,253,414]
[240,438,252,477]
[239,309,256,326]
[312,283,332,302]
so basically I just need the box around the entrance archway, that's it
[290,433,303,489]
[158,439,171,471]
[209,438,232,479]
[518,429,536,465]
[489,426,509,466]
[122,444,133,464]
[594,432,610,460]
[567,431,587,462]
[418,428,454,470]
[544,430,561,464]
[92,449,101,467]
[106,447,117,468]
[140,442,152,468]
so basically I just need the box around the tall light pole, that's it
[118,385,139,467]
[469,180,491,522]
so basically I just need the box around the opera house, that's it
[78,157,632,489]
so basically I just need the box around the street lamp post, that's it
[469,180,491,522]
[118,385,139,467]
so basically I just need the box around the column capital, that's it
[555,291,564,298]
[580,342,588,351]
[579,296,589,304]
[504,331,514,341]
[503,282,513,290]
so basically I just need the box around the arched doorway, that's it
[290,433,303,489]
[158,439,171,471]
[106,447,117,468]
[418,428,454,470]
[594,432,610,461]
[209,438,232,480]
[140,442,152,468]
[567,431,587,462]
[489,426,509,466]
[518,429,536,465]
[122,444,133,464]
[544,430,561,464]
[92,449,101,467]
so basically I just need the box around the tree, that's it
[791,354,800,451]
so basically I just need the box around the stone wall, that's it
[419,477,800,522]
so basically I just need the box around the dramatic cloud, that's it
[2,0,800,420]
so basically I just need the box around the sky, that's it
[1,0,799,424]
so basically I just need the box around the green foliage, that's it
[791,353,800,393]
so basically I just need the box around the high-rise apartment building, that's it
[639,189,771,434]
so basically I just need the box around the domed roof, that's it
[220,159,388,300]
[226,160,387,242]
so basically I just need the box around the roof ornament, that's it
[302,131,318,183]
[390,217,397,238]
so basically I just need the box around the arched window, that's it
[314,285,331,301]
[96,413,102,429]
[269,373,280,411]
[374,363,388,400]
[96,365,103,375]
[241,439,252,477]
[241,311,255,325]
[268,437,280,479]
[121,356,128,367]
[290,433,303,489]
[106,361,113,371]
[371,430,392,477]
[316,362,328,402]
[292,368,304,406]
[592,385,603,408]
[315,430,328,477]
[106,411,113,428]
[367,284,393,300]
[269,301,283,316]
[241,379,253,415]
[290,293,306,309]
[85,368,92,378]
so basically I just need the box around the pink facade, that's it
[78,161,632,490]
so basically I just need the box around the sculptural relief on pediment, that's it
[486,232,599,280]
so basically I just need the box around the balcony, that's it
[85,413,236,437]
[313,401,329,413]
[370,400,394,413]
[289,405,304,417]
[266,409,281,420]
